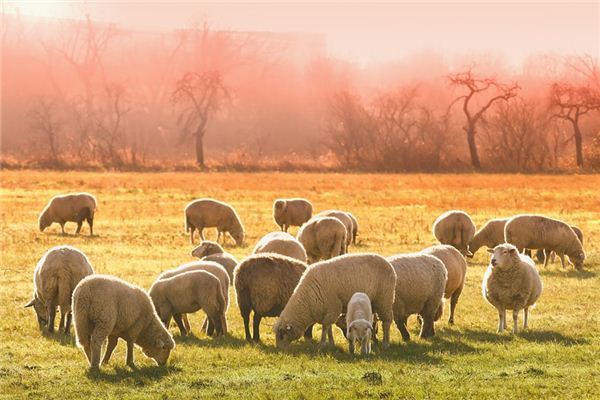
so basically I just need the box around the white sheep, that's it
[273,198,313,232]
[346,292,373,356]
[191,240,238,282]
[73,275,175,369]
[25,245,94,334]
[273,253,396,349]
[468,217,508,256]
[297,216,347,263]
[315,209,354,247]
[482,243,543,333]
[505,214,585,270]
[184,199,244,246]
[252,232,307,262]
[38,192,97,235]
[432,210,476,257]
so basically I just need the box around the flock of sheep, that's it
[26,192,586,369]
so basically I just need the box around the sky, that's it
[3,1,599,64]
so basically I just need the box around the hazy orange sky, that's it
[4,1,599,64]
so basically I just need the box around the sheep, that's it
[234,253,312,342]
[252,231,307,262]
[386,253,447,341]
[73,274,175,369]
[346,292,374,356]
[149,270,227,337]
[482,243,543,333]
[191,240,238,282]
[38,192,97,235]
[505,214,585,270]
[25,245,94,334]
[535,225,584,265]
[273,253,396,349]
[273,198,313,232]
[297,216,347,263]
[184,199,244,246]
[420,245,467,324]
[432,210,476,257]
[158,260,230,336]
[468,218,509,256]
[347,212,359,245]
[315,210,354,247]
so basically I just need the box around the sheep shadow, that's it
[446,328,586,346]
[46,232,100,240]
[174,332,249,349]
[87,364,179,384]
[539,268,596,279]
[41,329,77,346]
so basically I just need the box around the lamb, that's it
[184,198,244,246]
[386,253,447,341]
[420,245,467,324]
[297,216,347,263]
[346,292,374,356]
[315,210,354,247]
[234,253,311,342]
[191,240,238,282]
[252,231,308,262]
[535,225,584,265]
[38,192,97,235]
[432,210,476,257]
[273,198,313,232]
[482,243,543,333]
[273,253,396,349]
[25,245,94,334]
[158,260,230,336]
[505,214,585,270]
[468,218,509,256]
[72,274,175,369]
[149,270,227,337]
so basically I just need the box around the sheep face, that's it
[570,251,585,270]
[38,211,51,232]
[273,200,287,215]
[191,241,222,258]
[273,321,301,348]
[347,319,372,354]
[230,228,244,247]
[488,244,519,271]
[24,297,47,327]
[142,336,175,366]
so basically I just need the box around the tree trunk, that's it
[465,123,481,170]
[573,119,584,168]
[195,128,205,168]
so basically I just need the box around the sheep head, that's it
[488,244,519,271]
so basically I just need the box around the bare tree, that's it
[171,71,229,168]
[28,97,63,161]
[449,68,520,170]
[94,84,130,166]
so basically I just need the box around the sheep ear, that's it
[24,299,35,308]
[509,248,517,255]
[486,248,494,254]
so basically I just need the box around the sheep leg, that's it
[76,220,83,234]
[189,227,195,244]
[449,287,463,325]
[420,315,435,339]
[200,317,208,334]
[64,311,72,334]
[303,324,313,339]
[199,228,205,241]
[327,326,335,346]
[183,314,191,333]
[60,223,66,235]
[173,314,187,336]
[523,307,529,330]
[126,340,137,369]
[497,308,505,333]
[47,306,56,333]
[87,216,94,236]
[558,254,567,269]
[58,312,65,333]
[381,319,392,348]
[241,308,252,341]
[512,309,519,334]
[543,252,550,268]
[102,335,118,365]
[395,316,410,341]
[319,324,332,347]
[81,338,92,365]
[252,313,262,342]
[206,317,215,336]
[217,230,222,243]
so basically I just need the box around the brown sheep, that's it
[273,198,313,232]
[184,199,244,246]
[39,192,97,235]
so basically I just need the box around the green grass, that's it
[1,170,599,399]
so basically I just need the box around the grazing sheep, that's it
[346,292,373,356]
[191,240,238,282]
[73,275,175,369]
[482,244,543,333]
[535,225,584,265]
[335,314,379,344]
[273,253,396,349]
[505,214,585,270]
[420,245,467,324]
[252,232,307,262]
[185,199,244,246]
[432,210,476,257]
[158,260,230,336]
[386,253,447,341]
[234,253,311,342]
[347,212,359,245]
[273,198,313,232]
[25,245,94,334]
[468,218,509,255]
[297,216,347,263]
[149,270,227,337]
[315,210,354,247]
[38,192,97,235]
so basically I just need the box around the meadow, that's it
[1,170,599,399]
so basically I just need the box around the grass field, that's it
[1,170,599,399]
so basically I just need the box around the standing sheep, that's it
[73,275,175,369]
[185,199,244,246]
[273,253,396,349]
[252,232,307,262]
[315,210,354,247]
[297,216,347,263]
[387,253,447,341]
[191,240,238,282]
[346,292,374,356]
[468,218,509,256]
[505,214,585,270]
[234,253,311,342]
[38,192,97,235]
[149,270,227,337]
[432,210,476,257]
[25,245,94,334]
[482,244,543,333]
[535,225,584,265]
[420,245,467,324]
[273,198,313,232]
